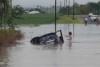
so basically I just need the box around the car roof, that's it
[41,33,56,37]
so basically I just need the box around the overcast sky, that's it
[12,0,100,8]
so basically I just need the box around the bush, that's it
[0,28,23,46]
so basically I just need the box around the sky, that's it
[12,0,100,8]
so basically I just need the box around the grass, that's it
[13,13,55,24]
[0,28,23,46]
[13,13,83,24]
[57,15,83,24]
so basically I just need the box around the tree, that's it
[78,5,90,14]
[7,5,25,28]
[87,2,100,15]
[12,5,25,18]
[34,8,45,13]
[59,7,68,15]
[0,0,9,27]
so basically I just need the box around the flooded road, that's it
[0,24,100,67]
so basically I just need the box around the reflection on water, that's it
[0,24,100,67]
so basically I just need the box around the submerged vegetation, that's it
[0,1,23,46]
[0,28,23,46]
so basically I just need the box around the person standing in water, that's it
[65,32,72,47]
[84,18,88,25]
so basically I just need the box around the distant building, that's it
[27,11,40,14]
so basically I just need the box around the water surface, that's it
[0,24,100,67]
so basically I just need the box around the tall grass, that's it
[0,28,23,46]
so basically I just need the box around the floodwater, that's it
[0,24,100,67]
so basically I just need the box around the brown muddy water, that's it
[0,24,100,67]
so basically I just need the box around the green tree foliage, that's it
[0,0,9,26]
[78,5,90,14]
[0,0,25,28]
[79,1,100,15]
[59,7,68,15]
[34,8,45,13]
[7,5,25,28]
[12,5,25,19]
[59,1,100,15]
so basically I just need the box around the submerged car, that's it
[30,30,64,45]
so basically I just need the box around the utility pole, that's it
[55,0,57,32]
[73,0,75,37]
[64,0,65,7]
[66,0,67,7]
[60,1,62,10]
[9,0,12,19]
[73,0,75,20]
[9,0,12,11]
[0,0,3,27]
[68,0,70,16]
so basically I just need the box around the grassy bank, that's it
[0,28,23,46]
[57,15,83,24]
[13,14,83,24]
[13,13,55,24]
